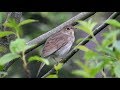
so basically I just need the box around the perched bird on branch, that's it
[37,25,75,77]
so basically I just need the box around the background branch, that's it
[26,12,96,53]
[3,12,96,71]
[41,12,120,78]
[27,12,96,45]
[0,12,22,57]
[2,12,22,70]
[4,12,22,43]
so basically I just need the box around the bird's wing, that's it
[42,32,69,57]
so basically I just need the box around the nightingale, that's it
[37,25,75,77]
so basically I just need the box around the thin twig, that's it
[41,12,120,78]
[21,51,31,78]
[101,69,107,78]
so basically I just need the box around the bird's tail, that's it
[36,62,45,77]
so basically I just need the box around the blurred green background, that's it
[1,12,119,78]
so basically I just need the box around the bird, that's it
[36,25,75,77]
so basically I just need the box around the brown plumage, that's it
[42,25,75,58]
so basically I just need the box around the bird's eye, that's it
[66,27,70,30]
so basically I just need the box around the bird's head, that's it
[61,25,75,36]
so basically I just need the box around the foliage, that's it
[0,71,7,78]
[54,63,63,71]
[0,53,20,66]
[0,12,6,24]
[10,39,26,54]
[75,19,97,36]
[106,19,120,28]
[0,17,49,78]
[0,31,15,38]
[28,56,49,65]
[46,74,58,78]
[0,46,7,53]
[72,19,120,78]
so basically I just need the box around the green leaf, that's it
[113,61,120,78]
[102,30,120,47]
[0,13,3,23]
[98,47,116,58]
[0,65,4,71]
[74,60,89,72]
[90,61,107,77]
[100,55,114,63]
[0,71,7,78]
[3,18,20,32]
[0,53,20,65]
[10,39,26,54]
[113,41,120,51]
[72,70,90,78]
[75,45,90,52]
[88,19,97,31]
[75,25,92,35]
[3,18,17,28]
[102,39,113,47]
[28,56,49,65]
[76,38,91,44]
[18,19,38,27]
[3,22,15,29]
[76,20,97,36]
[54,63,63,71]
[0,31,15,38]
[84,50,98,60]
[112,41,120,60]
[46,74,58,78]
[106,19,120,28]
[76,38,84,44]
[0,45,7,53]
[0,12,5,24]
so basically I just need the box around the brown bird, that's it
[37,25,75,77]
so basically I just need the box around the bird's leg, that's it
[53,56,63,64]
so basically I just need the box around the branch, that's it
[3,12,96,72]
[26,12,96,53]
[41,12,120,78]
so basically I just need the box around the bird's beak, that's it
[72,26,78,31]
